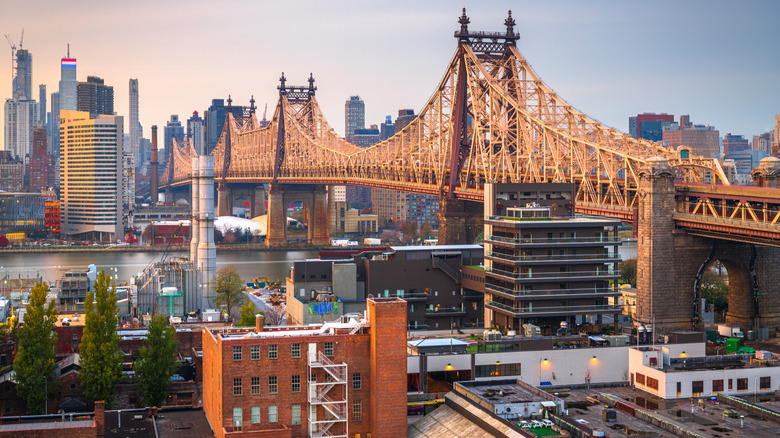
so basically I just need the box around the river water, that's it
[0,241,637,284]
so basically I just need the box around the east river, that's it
[0,241,637,284]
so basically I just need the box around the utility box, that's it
[523,324,541,337]
[725,338,742,354]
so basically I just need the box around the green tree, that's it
[79,271,123,405]
[237,301,263,327]
[13,282,59,414]
[702,268,729,314]
[215,266,245,321]
[134,314,179,407]
[619,258,637,287]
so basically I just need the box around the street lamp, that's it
[539,358,548,385]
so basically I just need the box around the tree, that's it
[619,258,637,287]
[134,314,179,407]
[702,268,729,314]
[237,301,262,327]
[215,266,245,321]
[400,221,418,243]
[13,282,58,414]
[419,222,434,240]
[264,305,287,326]
[79,271,123,405]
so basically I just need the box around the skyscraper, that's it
[13,49,32,100]
[77,76,114,118]
[662,115,720,158]
[628,113,674,141]
[345,95,365,144]
[380,115,395,140]
[28,121,54,192]
[59,110,124,241]
[58,55,77,111]
[50,92,60,187]
[38,84,46,126]
[722,133,749,156]
[129,79,141,167]
[163,115,185,167]
[3,99,39,160]
[204,99,226,154]
[187,111,205,155]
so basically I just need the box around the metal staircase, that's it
[308,346,348,437]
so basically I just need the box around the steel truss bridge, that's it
[159,10,780,246]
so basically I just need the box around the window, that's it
[737,378,748,391]
[635,373,645,386]
[291,404,301,425]
[475,363,521,378]
[269,376,278,394]
[292,375,301,393]
[646,377,659,391]
[250,345,260,360]
[713,380,724,393]
[728,379,733,390]
[251,377,260,395]
[268,405,278,423]
[233,407,242,431]
[324,342,334,357]
[233,378,242,396]
[409,304,415,312]
[692,381,703,395]
[251,406,260,424]
[352,400,362,422]
[291,343,301,358]
[233,346,242,361]
[760,376,771,390]
[269,344,278,360]
[352,373,362,390]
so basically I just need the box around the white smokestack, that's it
[189,157,200,314]
[197,155,216,311]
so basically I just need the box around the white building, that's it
[3,99,39,159]
[129,78,142,165]
[629,346,780,399]
[60,110,124,241]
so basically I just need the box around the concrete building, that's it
[329,200,378,235]
[774,115,780,157]
[0,151,24,192]
[12,48,32,100]
[3,98,39,160]
[722,133,750,156]
[76,76,114,118]
[58,56,77,111]
[628,113,674,142]
[38,84,47,131]
[28,120,55,192]
[163,115,184,167]
[483,183,622,334]
[0,192,45,237]
[129,78,141,166]
[122,152,135,225]
[202,297,407,438]
[344,95,365,144]
[187,111,206,155]
[753,131,773,155]
[59,267,96,312]
[725,149,768,175]
[59,110,124,241]
[662,115,720,158]
[286,245,484,330]
[379,115,395,140]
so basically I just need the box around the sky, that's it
[2,0,779,147]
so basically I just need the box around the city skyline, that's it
[1,0,779,150]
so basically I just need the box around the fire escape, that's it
[307,345,348,438]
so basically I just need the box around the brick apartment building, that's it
[203,297,407,438]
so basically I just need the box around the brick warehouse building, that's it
[203,297,407,438]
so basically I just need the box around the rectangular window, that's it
[635,373,646,386]
[692,381,704,395]
[291,343,301,358]
[352,400,362,422]
[352,373,362,390]
[324,342,334,357]
[251,376,260,395]
[269,344,278,360]
[475,363,522,378]
[712,380,724,393]
[268,405,278,423]
[233,378,242,396]
[646,377,659,390]
[233,407,242,431]
[760,376,771,390]
[291,404,301,425]
[251,406,260,424]
[292,374,301,393]
[233,346,242,361]
[251,345,260,360]
[737,378,748,391]
[728,379,733,390]
[269,376,278,394]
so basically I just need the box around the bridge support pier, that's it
[217,184,232,217]
[265,184,330,247]
[250,186,266,218]
[437,198,483,245]
[637,157,780,335]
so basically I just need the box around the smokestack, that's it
[255,313,265,332]
[189,157,200,314]
[197,155,216,311]
[150,125,159,203]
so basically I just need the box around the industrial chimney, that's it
[197,155,216,311]
[150,125,159,203]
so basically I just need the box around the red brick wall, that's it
[368,298,408,438]
[202,328,223,438]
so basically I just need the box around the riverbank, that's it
[0,243,334,254]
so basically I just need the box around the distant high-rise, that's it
[753,132,773,155]
[60,110,123,241]
[13,49,32,100]
[629,113,674,142]
[50,92,60,187]
[77,76,114,118]
[204,99,226,154]
[3,99,40,160]
[28,121,54,192]
[662,115,719,158]
[345,95,365,143]
[129,79,141,166]
[380,115,395,140]
[38,85,47,126]
[773,115,780,158]
[187,111,205,155]
[722,133,749,156]
[163,115,185,167]
[58,55,77,111]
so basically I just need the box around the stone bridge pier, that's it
[216,184,267,218]
[636,157,780,335]
[266,184,329,247]
[437,198,484,245]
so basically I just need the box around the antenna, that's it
[67,43,70,58]
[19,28,23,49]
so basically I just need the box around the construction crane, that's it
[262,103,268,122]
[4,29,23,99]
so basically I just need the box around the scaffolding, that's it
[307,344,348,438]
[134,257,194,317]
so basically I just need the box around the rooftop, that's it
[390,244,483,252]
[459,379,548,404]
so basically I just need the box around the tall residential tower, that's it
[129,79,141,166]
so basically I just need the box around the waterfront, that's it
[0,241,637,285]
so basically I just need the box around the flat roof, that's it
[154,408,214,438]
[408,338,470,348]
[391,244,483,251]
[461,380,547,404]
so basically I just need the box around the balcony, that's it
[485,284,622,301]
[485,300,623,317]
[485,267,621,283]
[387,292,429,302]
[462,290,484,301]
[425,305,467,317]
[485,251,621,265]
[485,235,621,248]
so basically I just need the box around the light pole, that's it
[539,357,548,385]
